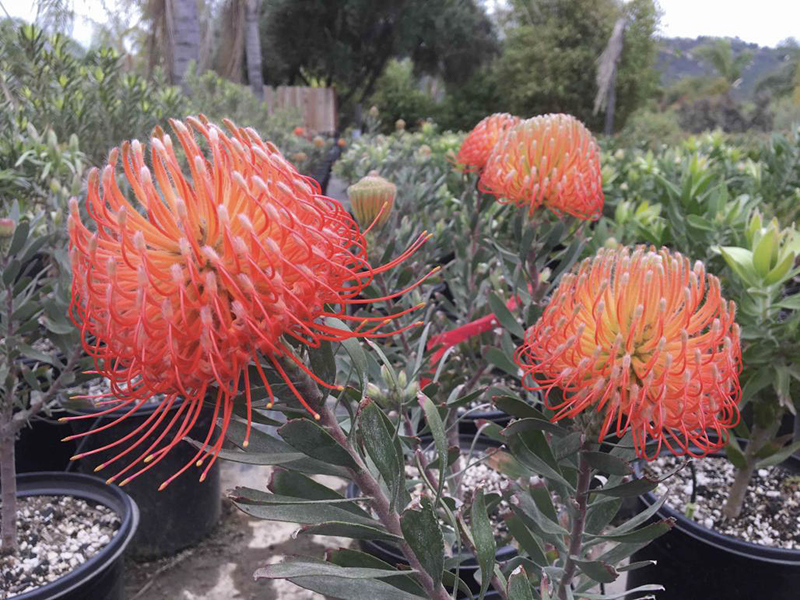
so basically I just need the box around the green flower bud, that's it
[347,174,396,232]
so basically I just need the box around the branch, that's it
[6,345,82,436]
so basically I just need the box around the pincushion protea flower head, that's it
[455,113,520,173]
[480,114,603,220]
[67,115,433,488]
[347,172,396,232]
[515,246,741,459]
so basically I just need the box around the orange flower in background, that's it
[455,113,520,173]
[67,116,432,488]
[479,114,604,220]
[515,246,741,459]
[293,126,305,136]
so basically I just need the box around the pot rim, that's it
[8,471,140,599]
[635,447,800,566]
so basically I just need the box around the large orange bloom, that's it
[479,114,603,220]
[515,246,741,459]
[455,113,520,173]
[67,116,431,487]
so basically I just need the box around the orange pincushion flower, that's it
[515,246,741,459]
[455,113,520,173]
[479,114,603,220]
[67,116,432,487]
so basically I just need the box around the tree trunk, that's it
[604,62,617,136]
[244,0,264,101]
[168,0,201,87]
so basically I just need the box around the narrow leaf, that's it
[400,498,444,587]
[471,489,496,600]
[279,418,358,469]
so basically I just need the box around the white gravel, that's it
[0,495,120,597]
[649,455,800,550]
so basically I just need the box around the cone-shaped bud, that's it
[347,173,396,232]
[0,218,15,238]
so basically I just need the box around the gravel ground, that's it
[649,455,800,549]
[0,495,120,598]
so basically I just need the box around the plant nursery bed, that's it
[0,495,120,597]
[647,455,800,549]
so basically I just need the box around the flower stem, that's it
[557,440,592,600]
[281,357,451,600]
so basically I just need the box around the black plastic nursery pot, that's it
[64,400,221,559]
[8,471,139,600]
[15,414,77,474]
[626,452,800,600]
[347,434,516,598]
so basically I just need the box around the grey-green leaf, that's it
[471,489,496,600]
[400,498,444,587]
[279,418,358,469]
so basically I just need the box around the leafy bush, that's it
[368,59,436,133]
[0,23,185,164]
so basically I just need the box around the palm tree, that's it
[243,0,263,100]
[695,39,753,95]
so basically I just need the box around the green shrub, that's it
[368,59,436,133]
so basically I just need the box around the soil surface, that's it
[650,455,800,549]
[1,495,119,598]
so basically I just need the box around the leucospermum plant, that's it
[61,111,743,600]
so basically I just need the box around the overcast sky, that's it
[2,0,799,49]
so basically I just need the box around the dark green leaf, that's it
[490,393,543,420]
[585,497,623,535]
[488,291,525,338]
[358,399,404,509]
[485,348,519,378]
[725,439,747,469]
[515,493,569,536]
[2,259,20,285]
[7,220,29,256]
[593,477,658,498]
[503,417,567,438]
[583,451,632,476]
[419,394,448,501]
[593,519,674,543]
[327,317,368,389]
[300,521,403,542]
[757,440,800,468]
[400,498,444,587]
[326,549,427,596]
[280,418,358,469]
[471,489,496,600]
[269,469,372,518]
[506,566,535,600]
[234,496,381,527]
[504,513,548,567]
[254,559,413,580]
[574,558,618,584]
[308,340,337,385]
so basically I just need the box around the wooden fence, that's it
[264,86,337,133]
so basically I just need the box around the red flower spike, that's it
[67,116,433,487]
[479,113,604,220]
[455,113,520,173]
[515,246,741,459]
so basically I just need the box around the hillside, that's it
[657,37,794,99]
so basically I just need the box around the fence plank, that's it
[264,86,337,133]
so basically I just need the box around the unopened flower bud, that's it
[292,151,308,163]
[395,119,406,131]
[347,173,396,232]
[337,138,346,148]
[313,135,325,148]
[397,371,407,389]
[0,218,15,238]
[369,105,379,118]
